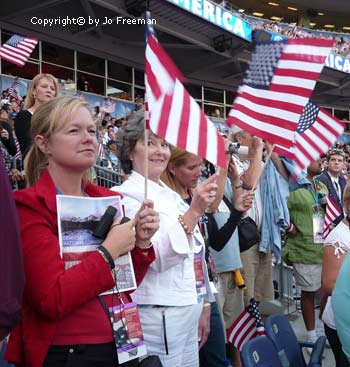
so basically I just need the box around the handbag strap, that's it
[222,194,235,212]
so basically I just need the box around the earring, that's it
[33,94,36,99]
[171,171,176,177]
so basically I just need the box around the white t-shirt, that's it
[322,221,350,329]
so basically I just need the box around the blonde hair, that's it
[24,73,59,110]
[161,148,192,193]
[24,96,93,186]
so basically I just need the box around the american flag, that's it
[227,298,266,351]
[150,79,226,168]
[8,78,23,102]
[144,11,184,122]
[0,34,38,67]
[276,102,344,178]
[97,142,106,159]
[145,12,226,168]
[323,195,343,238]
[227,38,334,149]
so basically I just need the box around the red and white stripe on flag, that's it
[323,195,342,239]
[145,32,184,121]
[149,79,226,168]
[227,38,334,149]
[226,309,265,351]
[0,34,38,67]
[275,103,344,179]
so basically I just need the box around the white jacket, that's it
[113,171,214,306]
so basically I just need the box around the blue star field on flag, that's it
[243,41,286,89]
[297,101,319,133]
[7,35,25,47]
[248,298,265,331]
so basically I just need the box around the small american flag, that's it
[227,38,334,149]
[97,142,106,159]
[323,195,342,238]
[0,34,38,67]
[145,12,226,168]
[8,78,23,102]
[150,79,226,168]
[145,11,184,123]
[276,101,344,178]
[227,298,266,351]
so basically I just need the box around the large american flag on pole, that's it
[145,12,226,168]
[227,298,266,351]
[323,195,343,239]
[0,34,38,67]
[276,101,344,178]
[227,38,334,148]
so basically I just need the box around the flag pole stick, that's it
[251,143,275,192]
[144,122,149,200]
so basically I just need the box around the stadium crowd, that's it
[214,0,350,59]
[1,63,350,367]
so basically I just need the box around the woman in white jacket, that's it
[112,109,218,367]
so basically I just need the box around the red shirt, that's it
[5,170,155,367]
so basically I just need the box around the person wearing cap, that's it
[317,148,346,225]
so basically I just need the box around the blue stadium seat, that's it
[240,336,283,367]
[265,314,326,367]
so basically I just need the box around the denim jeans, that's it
[199,302,227,367]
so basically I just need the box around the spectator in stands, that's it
[161,148,253,367]
[93,105,101,125]
[284,159,328,347]
[317,149,346,223]
[231,128,283,307]
[5,96,159,367]
[14,73,58,158]
[106,139,119,168]
[321,182,350,367]
[77,74,90,92]
[114,108,219,367]
[0,109,17,157]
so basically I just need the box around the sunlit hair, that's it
[24,96,93,186]
[161,148,192,193]
[24,73,59,110]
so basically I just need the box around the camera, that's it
[228,142,249,156]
